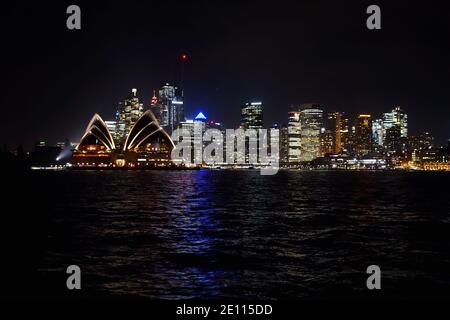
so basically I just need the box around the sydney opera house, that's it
[72,110,175,168]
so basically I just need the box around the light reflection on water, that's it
[39,170,450,299]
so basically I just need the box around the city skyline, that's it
[16,87,448,172]
[2,1,450,304]
[1,1,450,149]
[2,85,448,151]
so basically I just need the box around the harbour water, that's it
[2,170,450,299]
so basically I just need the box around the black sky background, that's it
[1,0,449,150]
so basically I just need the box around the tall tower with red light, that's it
[180,53,188,93]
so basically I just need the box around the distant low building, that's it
[30,141,61,167]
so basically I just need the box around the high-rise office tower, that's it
[240,102,263,164]
[156,83,184,133]
[299,104,323,162]
[333,112,343,153]
[383,106,408,139]
[321,111,344,155]
[115,88,144,146]
[339,112,351,154]
[279,126,289,166]
[372,118,384,146]
[385,124,402,156]
[320,128,334,155]
[241,102,263,130]
[178,112,207,164]
[355,114,373,157]
[287,110,301,164]
[105,120,117,140]
[266,123,280,163]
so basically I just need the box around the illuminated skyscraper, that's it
[156,83,184,133]
[321,111,344,155]
[115,89,144,146]
[287,110,301,164]
[383,106,408,139]
[339,113,351,154]
[299,104,323,162]
[105,120,117,140]
[280,126,289,166]
[355,114,372,157]
[333,112,343,153]
[241,102,263,129]
[320,128,334,155]
[177,112,207,164]
[372,118,384,146]
[385,124,403,156]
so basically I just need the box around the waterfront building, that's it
[177,112,208,164]
[241,102,263,130]
[383,106,408,140]
[372,118,384,146]
[385,125,401,155]
[287,110,301,164]
[105,120,117,140]
[155,83,184,133]
[338,113,351,155]
[321,111,344,155]
[55,140,71,149]
[299,104,323,162]
[31,141,62,167]
[73,110,174,168]
[115,89,144,147]
[410,131,434,151]
[412,146,450,170]
[354,114,372,157]
[383,124,409,163]
[267,123,280,161]
[320,127,334,155]
[280,126,289,166]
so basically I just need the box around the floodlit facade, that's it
[383,106,408,140]
[241,102,263,129]
[77,114,116,151]
[115,88,144,146]
[287,110,301,164]
[321,111,344,155]
[355,114,373,157]
[299,105,323,162]
[155,83,184,133]
[105,120,117,139]
[72,110,174,168]
[177,112,207,164]
[372,118,383,146]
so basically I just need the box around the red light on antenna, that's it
[181,53,188,61]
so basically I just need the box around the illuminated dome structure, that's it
[72,110,175,168]
[76,114,115,151]
[122,110,175,167]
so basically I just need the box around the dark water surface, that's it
[3,170,450,299]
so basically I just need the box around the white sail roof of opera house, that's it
[123,109,175,151]
[76,113,116,151]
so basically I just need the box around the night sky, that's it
[1,0,449,150]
